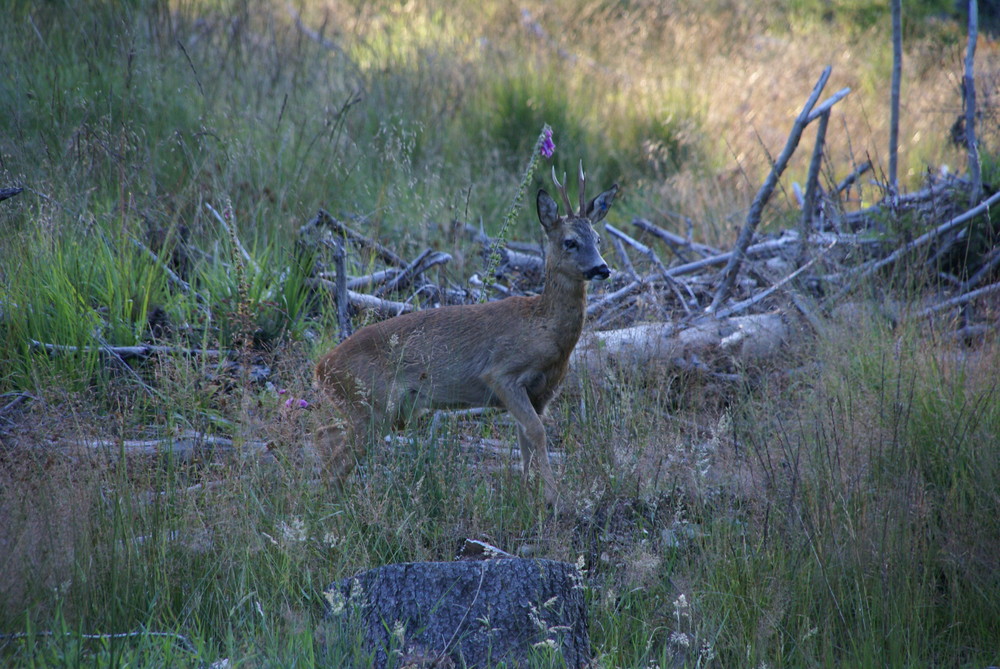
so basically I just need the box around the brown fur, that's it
[314,175,619,500]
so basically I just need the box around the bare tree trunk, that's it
[889,0,902,195]
[330,236,352,341]
[798,110,830,267]
[965,0,982,204]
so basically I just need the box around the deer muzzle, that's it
[584,263,611,281]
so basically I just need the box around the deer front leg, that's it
[491,382,558,502]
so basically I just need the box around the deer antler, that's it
[577,160,587,216]
[551,166,574,214]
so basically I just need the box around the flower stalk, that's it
[480,125,555,301]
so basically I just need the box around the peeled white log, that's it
[570,313,789,385]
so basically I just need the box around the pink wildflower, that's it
[539,127,555,158]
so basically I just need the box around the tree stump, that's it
[323,558,590,668]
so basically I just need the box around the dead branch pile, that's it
[14,69,998,404]
[299,69,998,387]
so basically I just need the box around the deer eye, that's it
[563,239,578,250]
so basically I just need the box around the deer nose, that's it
[584,263,611,280]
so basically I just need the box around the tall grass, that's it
[687,314,1000,667]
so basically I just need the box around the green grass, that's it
[1,0,998,667]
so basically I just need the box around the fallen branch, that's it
[605,223,671,278]
[326,236,352,340]
[466,223,545,283]
[798,110,830,265]
[917,281,1000,319]
[0,392,35,419]
[605,223,697,312]
[840,177,962,231]
[963,247,1000,291]
[715,240,837,319]
[663,230,849,280]
[375,249,452,297]
[69,433,270,458]
[586,280,642,317]
[312,209,406,268]
[709,67,849,312]
[889,0,902,191]
[381,431,565,465]
[827,188,1000,302]
[963,0,982,204]
[30,340,232,360]
[0,186,24,202]
[0,631,197,656]
[631,217,720,260]
[343,288,413,316]
[307,278,413,317]
[608,234,640,282]
[458,539,515,560]
[835,160,872,195]
[131,237,205,302]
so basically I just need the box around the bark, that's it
[798,110,830,266]
[889,0,903,193]
[324,559,590,669]
[964,0,982,204]
[0,186,24,202]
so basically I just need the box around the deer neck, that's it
[538,266,588,342]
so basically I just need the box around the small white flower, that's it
[324,588,346,616]
[669,630,691,648]
[528,604,547,631]
[279,517,307,543]
[349,577,364,601]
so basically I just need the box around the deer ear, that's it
[537,189,560,231]
[586,184,619,224]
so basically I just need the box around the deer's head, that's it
[537,163,618,281]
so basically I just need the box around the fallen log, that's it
[569,313,789,386]
[51,433,272,463]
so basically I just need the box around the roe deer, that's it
[313,165,619,500]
